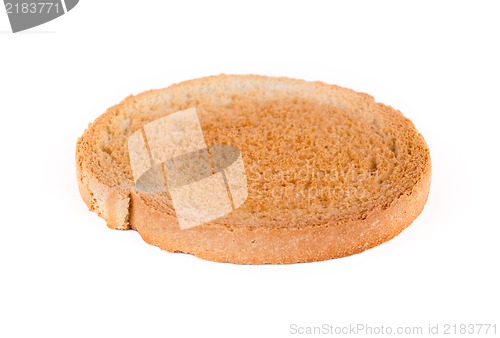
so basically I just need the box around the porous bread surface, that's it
[76,75,431,264]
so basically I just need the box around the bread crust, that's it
[131,164,430,264]
[76,74,431,264]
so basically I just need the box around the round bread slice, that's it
[76,74,431,264]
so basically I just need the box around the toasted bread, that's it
[76,75,431,264]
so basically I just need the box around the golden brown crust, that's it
[76,74,431,264]
[133,164,430,264]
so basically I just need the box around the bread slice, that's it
[76,74,431,264]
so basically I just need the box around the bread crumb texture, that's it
[76,75,431,264]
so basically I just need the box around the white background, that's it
[1,1,499,337]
